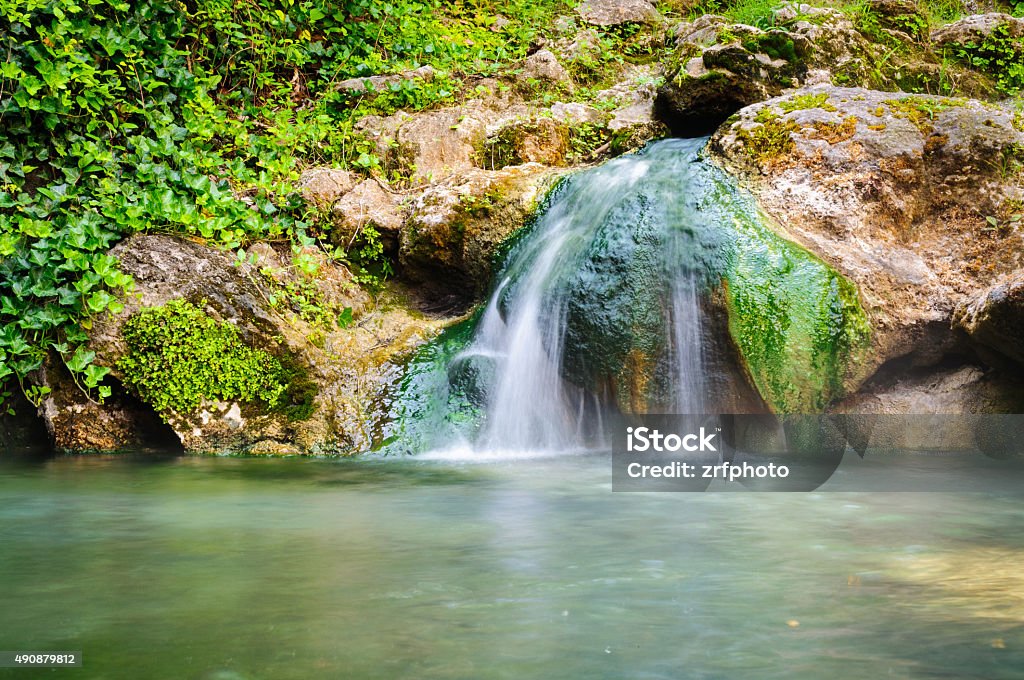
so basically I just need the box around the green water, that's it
[2,453,1024,679]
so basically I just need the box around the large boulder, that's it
[711,85,1024,390]
[37,235,443,454]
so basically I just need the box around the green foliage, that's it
[949,23,1024,96]
[690,0,783,28]
[0,0,569,408]
[261,268,354,330]
[117,299,288,415]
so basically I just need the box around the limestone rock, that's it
[297,168,360,205]
[35,234,448,454]
[657,18,815,133]
[401,164,564,299]
[479,117,571,169]
[931,12,1024,46]
[830,365,1024,452]
[710,85,1024,385]
[35,356,174,452]
[549,101,606,125]
[394,108,488,183]
[331,179,404,253]
[954,271,1024,366]
[657,6,893,133]
[577,0,662,26]
[518,49,573,89]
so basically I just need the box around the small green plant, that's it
[950,23,1024,95]
[117,299,289,416]
[982,212,1021,235]
[692,0,783,28]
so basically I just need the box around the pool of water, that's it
[2,451,1023,679]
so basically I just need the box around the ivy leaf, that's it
[66,348,96,373]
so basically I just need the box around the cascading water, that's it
[383,137,872,456]
[462,138,717,451]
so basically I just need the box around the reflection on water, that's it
[1,453,1023,679]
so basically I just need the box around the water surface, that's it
[2,453,1023,679]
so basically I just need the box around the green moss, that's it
[742,32,798,63]
[738,116,798,162]
[722,209,872,413]
[117,299,315,419]
[884,95,965,134]
[778,92,837,113]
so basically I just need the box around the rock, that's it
[657,5,916,134]
[394,108,487,183]
[335,65,436,94]
[297,168,360,205]
[830,364,1024,452]
[954,271,1024,366]
[596,70,667,141]
[479,117,571,169]
[37,234,447,454]
[835,364,1024,415]
[931,12,1024,46]
[549,101,606,125]
[657,18,815,133]
[867,0,929,41]
[331,179,404,254]
[577,0,663,26]
[711,85,1024,391]
[35,356,176,452]
[0,391,52,454]
[517,49,573,89]
[401,164,564,299]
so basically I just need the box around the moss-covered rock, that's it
[711,85,1024,394]
[37,234,448,454]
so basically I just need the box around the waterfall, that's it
[386,137,871,461]
[449,138,719,452]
